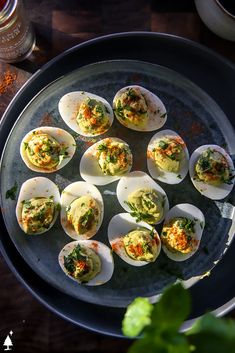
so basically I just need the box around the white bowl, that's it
[195,0,235,41]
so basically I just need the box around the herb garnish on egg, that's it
[161,217,198,255]
[77,97,111,135]
[195,148,232,185]
[63,243,101,283]
[96,138,132,176]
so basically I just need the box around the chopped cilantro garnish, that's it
[5,182,18,200]
[178,218,195,232]
[160,112,167,119]
[199,156,211,171]
[158,140,168,150]
[97,143,107,151]
[80,208,93,228]
[149,228,155,238]
[105,106,110,114]
[124,201,154,223]
[64,244,86,274]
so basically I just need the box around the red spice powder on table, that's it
[0,70,17,95]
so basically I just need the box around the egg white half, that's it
[147,129,189,184]
[20,126,76,173]
[113,85,167,132]
[108,213,161,266]
[58,91,113,137]
[16,177,60,235]
[189,144,234,200]
[79,137,133,186]
[60,181,104,240]
[116,170,169,224]
[161,203,205,262]
[58,240,114,286]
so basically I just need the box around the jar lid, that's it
[0,0,17,26]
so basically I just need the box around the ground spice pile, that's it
[0,70,17,95]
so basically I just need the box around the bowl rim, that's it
[215,0,235,19]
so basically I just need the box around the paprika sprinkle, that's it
[0,70,16,94]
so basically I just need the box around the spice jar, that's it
[0,0,35,63]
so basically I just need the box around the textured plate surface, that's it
[1,59,235,307]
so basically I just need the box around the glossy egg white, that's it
[20,126,76,173]
[113,85,167,132]
[189,144,234,200]
[16,177,60,235]
[60,181,104,240]
[147,129,189,184]
[79,137,133,186]
[58,240,114,286]
[161,203,205,262]
[108,213,161,266]
[116,171,169,224]
[58,91,114,137]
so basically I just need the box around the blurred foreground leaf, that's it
[122,283,235,353]
[150,283,191,333]
[128,332,190,353]
[122,297,153,337]
[123,283,191,352]
[187,313,235,353]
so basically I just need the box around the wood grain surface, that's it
[0,0,235,352]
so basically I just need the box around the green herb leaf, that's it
[124,201,153,223]
[150,283,191,332]
[160,112,167,119]
[128,332,190,353]
[80,208,93,228]
[122,298,153,338]
[187,313,235,353]
[123,283,235,353]
[158,140,169,150]
[64,244,86,274]
[97,143,107,151]
[124,284,191,353]
[5,182,18,200]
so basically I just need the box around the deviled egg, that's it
[108,213,161,266]
[189,144,234,200]
[160,204,205,261]
[80,137,133,185]
[58,240,114,285]
[20,127,76,173]
[60,181,104,240]
[58,91,113,137]
[147,129,189,184]
[116,171,169,224]
[16,177,60,235]
[113,85,167,131]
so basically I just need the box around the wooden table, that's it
[0,1,235,352]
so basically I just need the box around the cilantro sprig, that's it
[124,201,153,223]
[5,182,18,200]
[64,244,86,274]
[122,283,235,353]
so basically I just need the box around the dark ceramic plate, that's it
[0,33,235,335]
[1,59,235,307]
